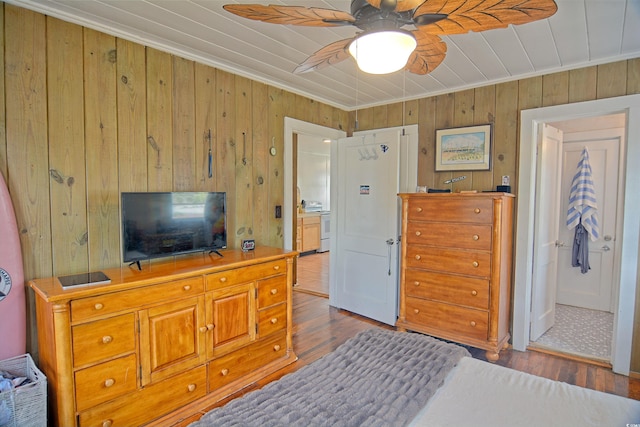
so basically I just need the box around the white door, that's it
[556,131,621,311]
[530,123,563,341]
[334,130,411,325]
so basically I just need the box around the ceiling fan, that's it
[224,0,557,75]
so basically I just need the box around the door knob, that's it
[602,245,611,252]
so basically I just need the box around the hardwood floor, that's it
[174,253,640,426]
[294,251,329,297]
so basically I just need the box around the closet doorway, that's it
[512,94,640,375]
[528,115,624,364]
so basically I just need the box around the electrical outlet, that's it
[502,176,510,186]
[275,205,282,219]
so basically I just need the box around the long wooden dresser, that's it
[29,247,298,427]
[397,192,515,361]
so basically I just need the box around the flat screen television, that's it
[121,192,227,265]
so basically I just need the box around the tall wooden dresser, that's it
[397,192,515,361]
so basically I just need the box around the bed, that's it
[188,328,640,427]
[409,356,640,426]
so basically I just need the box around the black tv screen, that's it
[121,192,227,263]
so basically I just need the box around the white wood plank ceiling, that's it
[7,0,640,110]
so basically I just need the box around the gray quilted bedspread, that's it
[189,328,470,427]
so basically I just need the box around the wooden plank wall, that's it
[1,3,639,372]
[350,61,640,194]
[2,3,348,275]
[0,4,350,355]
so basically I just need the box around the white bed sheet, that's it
[409,356,640,427]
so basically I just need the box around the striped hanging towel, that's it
[566,147,599,242]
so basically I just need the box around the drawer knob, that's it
[207,323,215,331]
[270,289,278,295]
[102,420,113,427]
[221,368,229,376]
[470,321,477,327]
[102,335,113,344]
[219,277,227,283]
[415,231,421,236]
[413,281,420,286]
[413,309,420,314]
[273,265,280,271]
[183,285,191,291]
[199,326,208,333]
[104,378,115,388]
[416,207,423,213]
[273,344,281,352]
[474,208,481,214]
[471,290,478,296]
[472,261,479,268]
[472,234,479,241]
[94,303,104,310]
[187,384,196,392]
[414,255,421,261]
[270,317,278,324]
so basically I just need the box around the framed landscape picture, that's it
[435,124,492,171]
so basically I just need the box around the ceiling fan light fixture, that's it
[348,29,417,74]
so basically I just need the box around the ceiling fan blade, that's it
[366,0,426,13]
[223,4,355,27]
[294,38,353,74]
[413,0,557,35]
[405,32,447,75]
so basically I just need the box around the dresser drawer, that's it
[247,259,287,280]
[208,331,287,390]
[405,297,489,341]
[78,365,206,427]
[406,222,492,251]
[71,277,204,322]
[72,313,136,368]
[258,302,287,336]
[75,354,138,411]
[257,275,287,308]
[406,245,491,277]
[206,259,286,291]
[404,270,489,310]
[407,197,493,223]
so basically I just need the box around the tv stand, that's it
[129,260,142,271]
[209,249,223,257]
[28,248,297,427]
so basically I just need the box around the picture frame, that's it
[435,124,492,171]
[241,239,255,252]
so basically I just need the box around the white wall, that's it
[298,134,330,210]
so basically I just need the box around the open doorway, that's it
[295,134,331,297]
[283,118,346,305]
[527,114,624,363]
[513,94,640,375]
[284,119,418,320]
